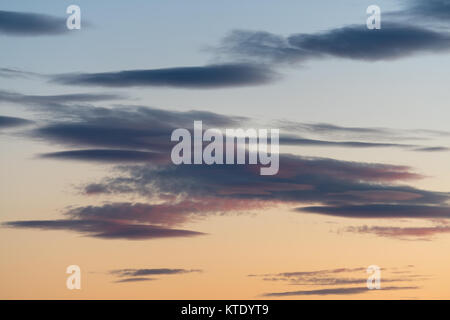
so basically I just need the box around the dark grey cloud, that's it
[221,23,450,64]
[400,0,450,21]
[0,10,67,36]
[111,268,201,277]
[0,90,124,106]
[87,155,449,207]
[298,204,450,219]
[109,268,201,283]
[51,64,277,89]
[115,277,156,283]
[2,197,258,240]
[0,68,40,79]
[288,23,450,61]
[66,200,259,226]
[39,149,168,163]
[0,115,33,128]
[413,147,450,152]
[29,105,247,152]
[263,286,419,297]
[2,219,205,240]
[250,267,366,278]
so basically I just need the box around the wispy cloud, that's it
[345,223,450,241]
[254,265,425,296]
[114,277,157,283]
[298,204,450,219]
[263,286,419,297]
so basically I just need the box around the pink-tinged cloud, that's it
[346,224,450,240]
[67,198,270,226]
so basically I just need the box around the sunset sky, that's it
[1,0,450,299]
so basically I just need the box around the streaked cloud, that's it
[345,224,450,241]
[263,286,419,296]
[393,0,450,21]
[298,204,450,219]
[0,90,124,105]
[2,219,205,240]
[39,149,168,163]
[114,277,157,283]
[0,115,33,128]
[109,268,202,284]
[0,10,67,36]
[111,268,202,277]
[51,64,278,89]
[254,265,425,296]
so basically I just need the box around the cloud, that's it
[86,155,447,207]
[51,64,277,89]
[2,219,205,240]
[276,121,450,141]
[114,277,157,283]
[0,10,68,36]
[398,0,450,21]
[221,23,450,64]
[111,268,202,277]
[298,204,450,219]
[5,96,449,240]
[254,265,425,296]
[109,268,201,283]
[413,147,450,152]
[288,23,450,61]
[251,265,428,286]
[280,135,419,150]
[64,199,265,226]
[2,197,264,240]
[250,267,366,278]
[3,91,444,154]
[263,286,419,296]
[345,224,450,241]
[0,115,33,128]
[39,149,168,163]
[0,68,40,79]
[0,90,124,106]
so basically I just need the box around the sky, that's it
[1,0,450,299]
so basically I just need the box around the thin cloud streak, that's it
[2,219,205,240]
[263,286,419,296]
[51,64,278,88]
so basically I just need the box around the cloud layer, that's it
[2,97,449,240]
